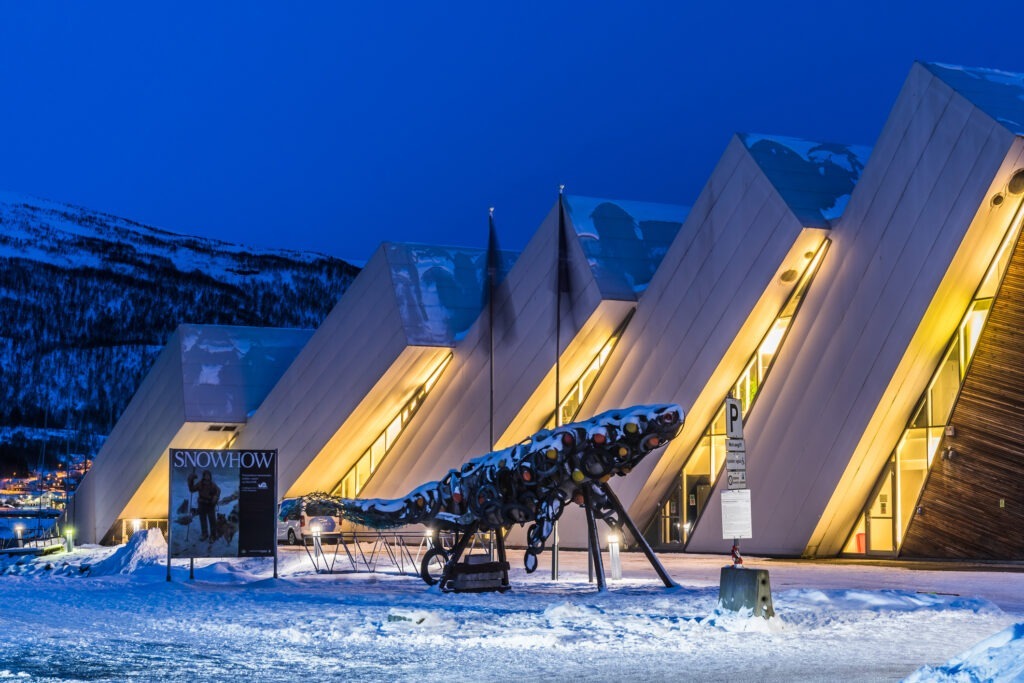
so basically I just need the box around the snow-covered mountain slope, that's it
[0,192,358,471]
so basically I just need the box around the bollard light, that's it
[14,524,23,548]
[608,531,622,581]
[64,527,75,553]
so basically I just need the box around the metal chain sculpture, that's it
[307,403,683,592]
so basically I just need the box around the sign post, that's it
[722,396,750,562]
[167,449,278,579]
[717,397,774,618]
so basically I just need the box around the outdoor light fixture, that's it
[64,527,75,552]
[779,268,799,283]
[14,524,23,547]
[1009,169,1024,194]
[132,519,142,534]
[608,532,622,581]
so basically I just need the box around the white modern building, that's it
[75,62,1024,561]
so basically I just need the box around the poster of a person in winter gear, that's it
[188,470,221,542]
[168,449,277,559]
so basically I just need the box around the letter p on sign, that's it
[725,398,743,439]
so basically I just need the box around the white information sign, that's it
[721,489,753,539]
[726,470,747,489]
[725,449,746,470]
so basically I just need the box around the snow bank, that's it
[87,528,166,576]
[905,622,1024,682]
[0,545,1021,680]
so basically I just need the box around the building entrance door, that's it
[864,459,897,556]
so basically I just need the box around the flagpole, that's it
[552,185,566,581]
[488,207,496,452]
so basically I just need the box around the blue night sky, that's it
[1,2,1020,264]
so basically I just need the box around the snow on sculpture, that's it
[307,403,683,589]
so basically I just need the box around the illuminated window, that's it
[545,309,635,429]
[332,353,452,497]
[844,208,1024,555]
[649,238,830,546]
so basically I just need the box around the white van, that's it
[276,498,342,545]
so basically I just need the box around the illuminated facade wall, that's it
[362,197,687,510]
[688,62,1024,557]
[79,61,1024,560]
[72,325,312,544]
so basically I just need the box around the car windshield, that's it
[278,499,299,521]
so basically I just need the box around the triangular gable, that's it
[923,62,1024,136]
[562,195,687,300]
[384,243,518,346]
[739,133,871,228]
[179,325,314,422]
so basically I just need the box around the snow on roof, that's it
[563,195,687,300]
[924,62,1024,136]
[179,324,313,422]
[739,133,871,228]
[385,243,518,346]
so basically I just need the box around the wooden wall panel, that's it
[901,225,1024,559]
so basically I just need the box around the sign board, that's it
[725,397,743,439]
[724,399,747,490]
[721,489,753,539]
[168,449,277,559]
[725,448,746,470]
[726,470,747,489]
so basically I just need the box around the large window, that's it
[332,353,452,498]
[649,238,830,546]
[544,309,634,429]
[844,210,1023,555]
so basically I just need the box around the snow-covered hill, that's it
[0,192,358,472]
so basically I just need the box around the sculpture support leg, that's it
[582,487,607,592]
[600,482,677,588]
[495,528,510,590]
[439,523,479,592]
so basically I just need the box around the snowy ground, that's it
[0,531,1021,682]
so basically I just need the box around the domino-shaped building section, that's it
[74,61,1024,561]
